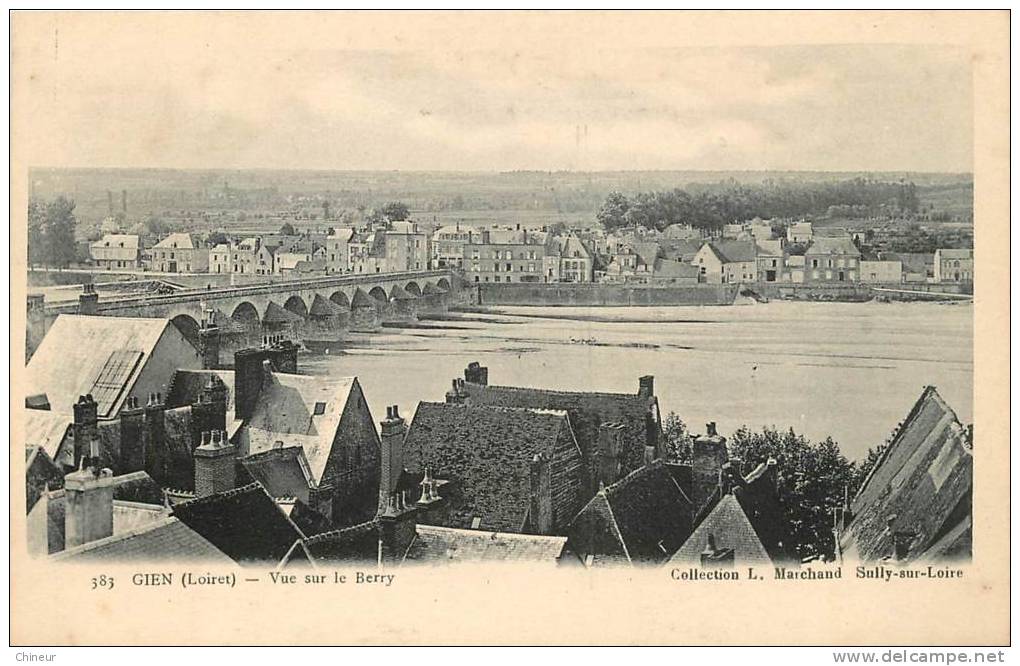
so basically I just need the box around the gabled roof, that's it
[93,234,140,249]
[26,315,198,418]
[242,446,316,499]
[403,402,584,533]
[559,236,590,259]
[707,240,757,263]
[405,525,568,564]
[171,483,307,564]
[329,228,355,242]
[24,409,71,461]
[841,387,972,562]
[669,494,772,565]
[652,258,700,278]
[568,461,693,566]
[152,233,197,250]
[462,380,658,490]
[237,373,357,485]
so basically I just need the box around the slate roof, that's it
[298,520,380,565]
[236,373,357,486]
[840,387,972,563]
[567,461,693,566]
[669,494,772,565]
[652,258,700,279]
[630,242,661,268]
[461,380,659,492]
[708,240,757,263]
[52,517,231,563]
[26,315,197,418]
[242,446,316,500]
[405,525,568,564]
[805,235,861,257]
[402,402,585,533]
[171,483,306,564]
[936,248,973,259]
[152,232,197,250]
[659,239,703,262]
[165,369,236,411]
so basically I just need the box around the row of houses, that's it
[24,313,971,568]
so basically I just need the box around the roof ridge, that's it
[603,460,664,498]
[303,519,379,544]
[468,382,646,401]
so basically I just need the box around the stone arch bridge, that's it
[36,270,466,353]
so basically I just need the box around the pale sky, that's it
[13,13,974,173]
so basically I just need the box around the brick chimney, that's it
[464,361,488,386]
[143,392,168,487]
[233,349,271,420]
[64,439,115,548]
[77,282,99,315]
[379,405,407,511]
[597,422,625,488]
[194,430,236,497]
[692,422,728,511]
[198,309,220,369]
[529,453,553,534]
[119,395,147,472]
[445,378,469,404]
[192,374,228,440]
[71,394,99,470]
[377,491,418,566]
[638,375,654,398]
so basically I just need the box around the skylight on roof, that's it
[313,401,326,416]
[89,350,144,417]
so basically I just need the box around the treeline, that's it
[661,413,884,562]
[28,197,78,268]
[597,178,921,231]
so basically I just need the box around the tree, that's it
[27,199,45,266]
[661,412,693,464]
[144,215,169,238]
[279,222,297,236]
[596,191,630,230]
[43,197,78,268]
[206,231,229,247]
[381,201,410,221]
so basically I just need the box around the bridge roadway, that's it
[40,269,463,344]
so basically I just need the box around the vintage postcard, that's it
[9,10,1009,647]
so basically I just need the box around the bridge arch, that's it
[171,314,201,348]
[329,291,350,308]
[437,277,451,292]
[284,295,309,319]
[405,281,422,297]
[231,301,261,329]
[368,286,388,303]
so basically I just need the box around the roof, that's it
[24,409,71,460]
[52,517,232,563]
[165,369,235,410]
[26,315,197,418]
[669,494,772,565]
[329,228,355,241]
[630,242,661,267]
[559,236,590,259]
[171,483,307,564]
[805,235,861,257]
[237,373,357,484]
[152,232,197,250]
[242,446,316,499]
[756,239,784,257]
[652,258,700,278]
[405,525,567,564]
[568,461,692,566]
[462,379,658,491]
[93,234,140,249]
[706,241,757,263]
[403,402,584,533]
[841,387,972,562]
[936,248,973,259]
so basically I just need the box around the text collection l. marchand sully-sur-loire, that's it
[670,566,966,582]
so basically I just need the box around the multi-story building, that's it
[933,248,974,283]
[692,241,757,284]
[431,224,477,269]
[325,228,354,274]
[803,236,861,282]
[859,260,903,283]
[787,221,813,245]
[557,236,593,283]
[383,225,429,272]
[464,242,547,284]
[210,243,231,274]
[90,234,140,270]
[148,233,209,273]
[755,239,785,283]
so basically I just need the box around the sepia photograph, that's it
[8,9,1010,649]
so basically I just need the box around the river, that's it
[300,300,973,461]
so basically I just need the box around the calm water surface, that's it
[302,301,973,461]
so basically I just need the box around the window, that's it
[812,259,818,268]
[506,263,512,272]
[313,401,327,415]
[474,276,479,282]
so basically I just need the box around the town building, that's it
[755,239,786,283]
[839,387,971,563]
[859,259,903,283]
[148,233,210,273]
[90,234,141,270]
[803,235,861,282]
[787,221,814,245]
[209,243,232,274]
[692,241,757,284]
[431,224,478,269]
[325,227,354,274]
[383,224,429,272]
[933,248,974,283]
[464,241,548,284]
[557,236,593,283]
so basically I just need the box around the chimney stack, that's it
[529,453,553,534]
[77,282,99,316]
[377,489,418,566]
[194,430,236,497]
[638,375,654,398]
[445,378,469,404]
[692,422,728,511]
[464,362,488,386]
[379,405,407,512]
[192,374,228,444]
[71,394,99,470]
[64,453,115,549]
[597,422,625,488]
[198,309,220,369]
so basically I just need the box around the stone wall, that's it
[475,283,738,307]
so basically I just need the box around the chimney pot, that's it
[707,422,717,436]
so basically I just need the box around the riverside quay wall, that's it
[474,283,739,306]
